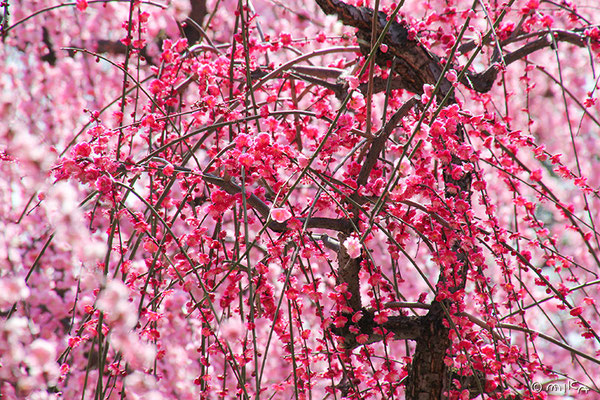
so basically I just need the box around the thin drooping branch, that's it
[93,39,156,65]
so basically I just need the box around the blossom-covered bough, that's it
[309,0,600,398]
[2,0,600,399]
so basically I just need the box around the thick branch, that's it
[202,173,354,232]
[314,0,449,95]
[463,29,590,92]
[405,302,452,399]
[182,0,208,44]
[336,232,363,311]
[331,310,423,348]
[355,97,418,188]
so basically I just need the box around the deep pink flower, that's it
[530,169,543,182]
[76,0,88,11]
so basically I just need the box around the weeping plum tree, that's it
[1,0,600,398]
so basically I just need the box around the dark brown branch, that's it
[355,97,418,188]
[41,27,57,65]
[463,65,499,94]
[314,0,450,95]
[253,67,407,100]
[331,309,423,348]
[0,2,8,41]
[291,72,347,99]
[202,173,354,232]
[356,76,406,96]
[182,0,208,44]
[462,29,590,92]
[504,30,587,64]
[311,233,340,251]
[292,65,344,79]
[94,39,156,65]
[336,232,363,311]
[307,217,354,231]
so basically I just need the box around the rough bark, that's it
[314,0,448,95]
[405,303,452,400]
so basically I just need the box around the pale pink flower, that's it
[28,339,56,367]
[446,69,458,83]
[111,331,156,369]
[343,236,362,259]
[348,76,360,90]
[124,371,161,400]
[0,277,30,311]
[271,207,292,222]
[96,280,137,329]
[298,155,310,168]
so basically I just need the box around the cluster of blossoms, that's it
[2,0,600,399]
